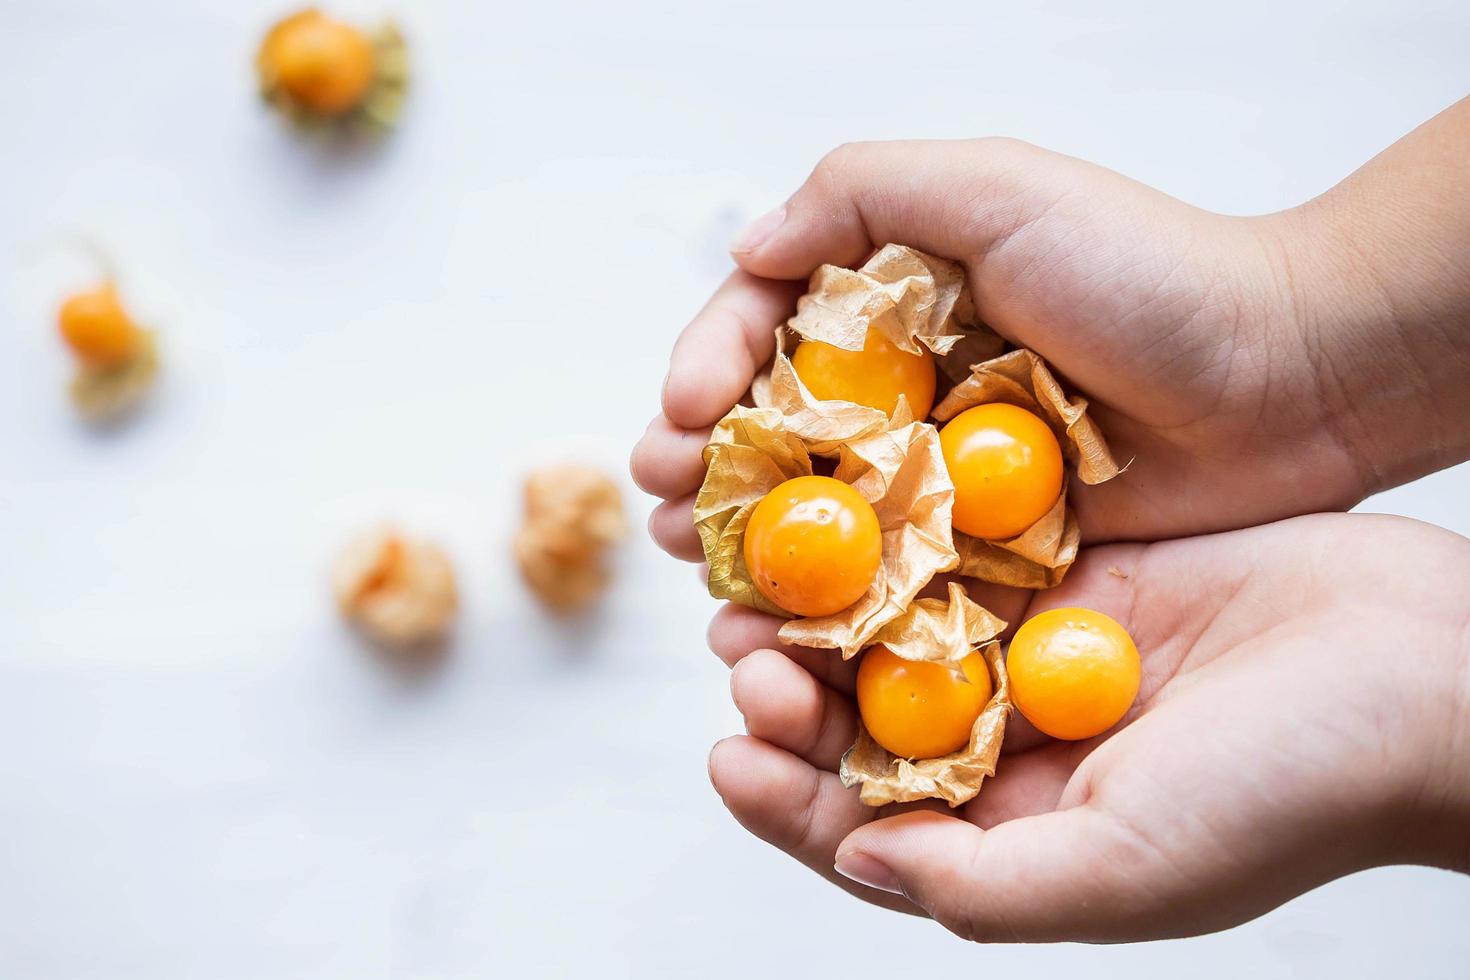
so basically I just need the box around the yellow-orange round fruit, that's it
[940,403,1064,540]
[791,327,937,418]
[57,283,141,367]
[1007,607,1140,741]
[259,10,376,115]
[742,475,882,617]
[856,645,992,759]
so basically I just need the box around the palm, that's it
[707,514,1467,940]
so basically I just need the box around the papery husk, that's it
[869,581,1005,669]
[694,406,819,617]
[69,331,159,422]
[787,243,978,357]
[752,245,1005,424]
[777,421,959,658]
[332,526,457,650]
[841,637,1011,808]
[952,492,1081,590]
[934,347,1121,483]
[259,19,409,134]
[356,23,409,130]
[749,354,895,456]
[514,465,628,613]
[693,407,958,655]
[932,348,1121,588]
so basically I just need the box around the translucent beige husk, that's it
[840,585,1011,807]
[259,20,409,134]
[787,243,980,357]
[514,465,628,612]
[693,406,958,658]
[331,527,457,649]
[932,348,1122,589]
[751,244,1005,422]
[865,581,1006,669]
[70,331,159,422]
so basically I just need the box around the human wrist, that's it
[1375,605,1470,874]
[1420,630,1470,874]
[1257,100,1470,497]
[1254,197,1470,499]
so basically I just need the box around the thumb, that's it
[728,137,1094,280]
[833,808,1169,943]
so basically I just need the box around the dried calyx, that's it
[934,348,1122,588]
[514,465,628,612]
[751,244,1007,432]
[332,527,457,649]
[695,404,958,659]
[840,584,1012,807]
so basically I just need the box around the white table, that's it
[2,1,1467,976]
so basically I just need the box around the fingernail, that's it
[707,737,735,790]
[834,850,901,894]
[730,205,787,254]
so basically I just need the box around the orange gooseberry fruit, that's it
[1007,607,1140,741]
[791,327,937,418]
[939,402,1064,540]
[856,645,992,759]
[742,475,882,617]
[258,10,376,116]
[57,282,141,367]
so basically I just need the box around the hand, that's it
[704,514,1470,942]
[631,99,1470,554]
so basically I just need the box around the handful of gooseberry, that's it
[697,244,1134,805]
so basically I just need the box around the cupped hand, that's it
[704,514,1470,942]
[632,136,1396,558]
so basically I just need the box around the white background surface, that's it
[2,1,1468,977]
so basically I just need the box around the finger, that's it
[707,603,858,694]
[730,650,858,772]
[630,415,710,500]
[663,272,803,430]
[646,493,702,562]
[834,807,1176,943]
[708,735,920,916]
[730,138,1057,281]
